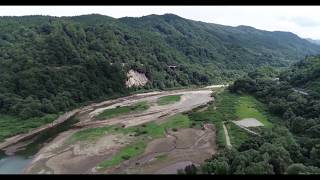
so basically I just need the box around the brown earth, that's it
[22,87,219,174]
[107,124,216,174]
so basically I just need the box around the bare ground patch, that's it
[23,88,216,174]
[234,118,264,128]
[107,124,216,174]
[24,130,135,174]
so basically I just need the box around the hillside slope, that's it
[1,13,320,121]
[280,56,320,94]
[215,56,320,174]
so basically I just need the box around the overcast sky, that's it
[1,6,320,39]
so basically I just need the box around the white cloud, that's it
[1,6,320,39]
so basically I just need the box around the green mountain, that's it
[280,56,320,94]
[1,13,320,120]
[217,56,320,174]
[306,38,320,46]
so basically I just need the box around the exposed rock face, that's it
[125,70,148,88]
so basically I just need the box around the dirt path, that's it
[222,122,232,149]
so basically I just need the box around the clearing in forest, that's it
[235,96,273,128]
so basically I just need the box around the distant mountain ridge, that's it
[1,13,320,121]
[306,38,320,45]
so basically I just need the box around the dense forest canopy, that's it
[202,56,320,174]
[1,13,320,121]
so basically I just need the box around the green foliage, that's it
[281,56,320,94]
[66,126,114,144]
[1,14,319,122]
[68,113,191,146]
[0,14,319,140]
[201,128,299,175]
[0,114,58,142]
[94,114,191,170]
[225,122,250,148]
[224,56,320,174]
[95,101,150,120]
[156,95,181,106]
[159,114,191,130]
[211,92,239,122]
[216,122,226,148]
[98,141,146,169]
[236,96,273,128]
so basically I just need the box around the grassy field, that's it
[216,122,226,148]
[225,122,249,148]
[0,114,59,142]
[98,141,146,169]
[186,90,275,149]
[235,96,273,128]
[157,95,182,106]
[66,126,114,144]
[211,92,239,122]
[95,101,150,120]
[187,91,239,148]
[187,91,238,124]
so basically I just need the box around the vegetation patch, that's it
[98,141,146,169]
[225,122,249,148]
[210,92,239,122]
[95,101,150,120]
[0,114,59,142]
[216,122,226,148]
[155,154,168,160]
[157,95,182,106]
[187,91,239,148]
[95,114,191,170]
[235,96,273,128]
[67,113,191,170]
[66,126,114,144]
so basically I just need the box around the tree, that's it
[259,143,292,174]
[286,163,307,174]
[184,164,197,174]
[245,161,274,174]
[310,145,320,167]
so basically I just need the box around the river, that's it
[0,152,33,174]
[0,116,79,174]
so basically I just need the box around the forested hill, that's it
[280,56,320,94]
[120,14,320,68]
[1,13,320,121]
[203,57,320,174]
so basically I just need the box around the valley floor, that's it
[22,87,216,174]
[1,85,278,174]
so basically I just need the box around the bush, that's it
[121,155,131,160]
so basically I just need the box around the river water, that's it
[0,153,33,174]
[0,116,79,174]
